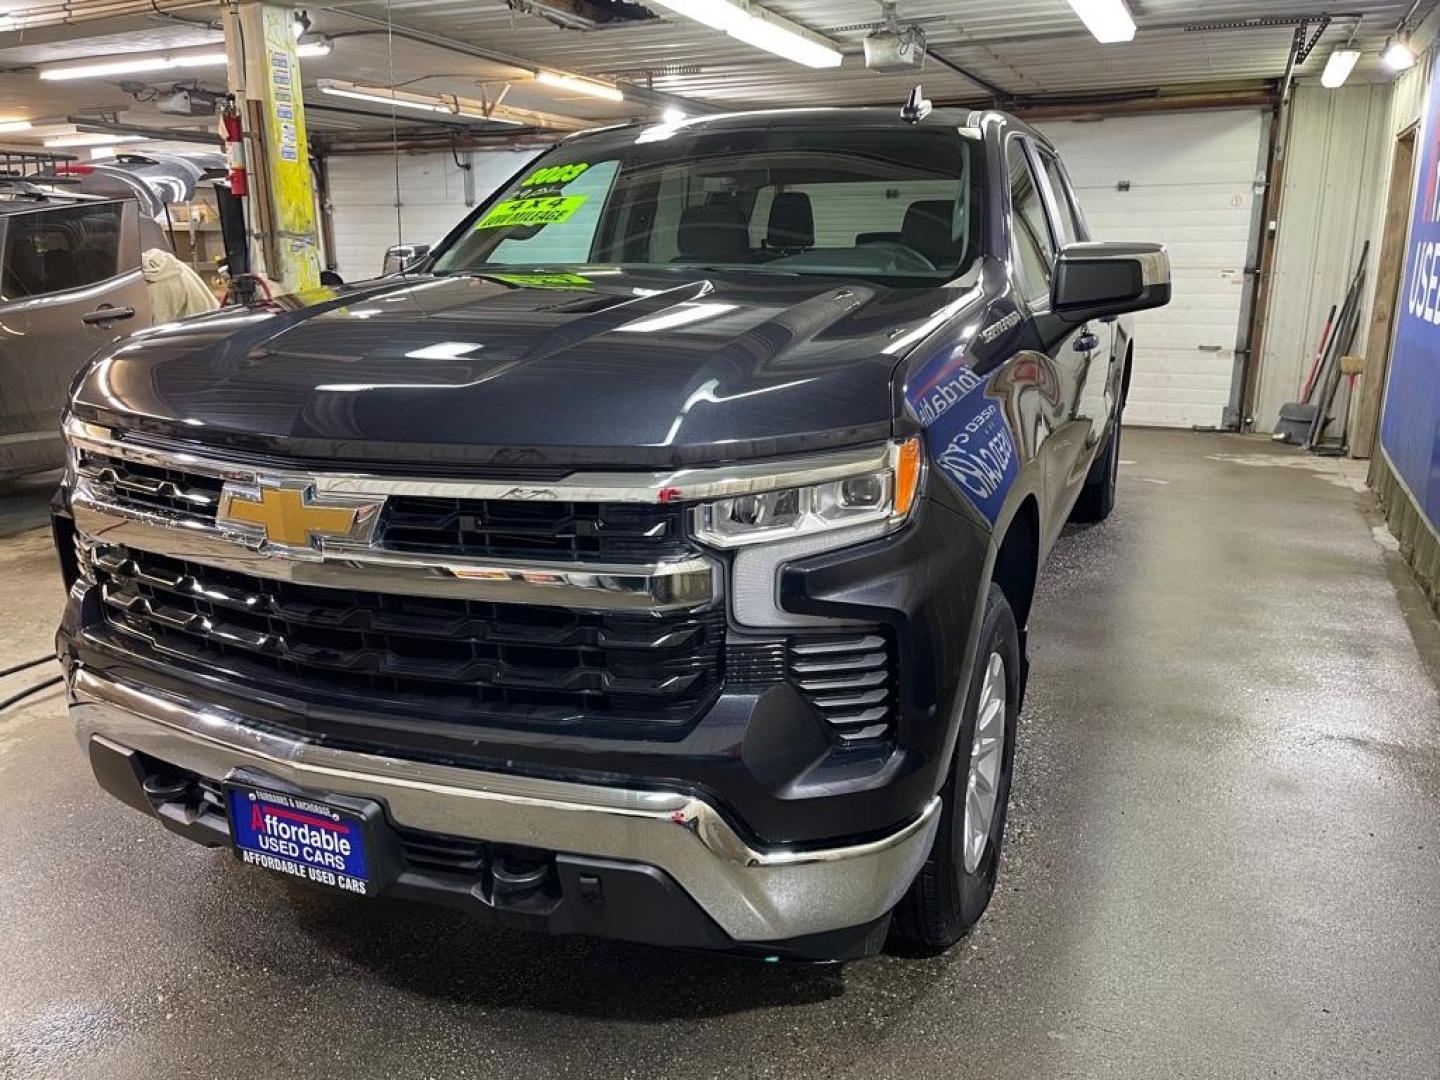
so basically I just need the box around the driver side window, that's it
[1006,139,1056,304]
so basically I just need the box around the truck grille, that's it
[77,450,222,527]
[380,496,690,562]
[91,546,724,730]
[76,448,692,563]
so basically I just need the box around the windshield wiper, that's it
[667,264,803,277]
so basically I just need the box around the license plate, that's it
[226,784,371,896]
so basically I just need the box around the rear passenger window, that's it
[1006,140,1055,302]
[1038,152,1085,246]
[1,202,125,300]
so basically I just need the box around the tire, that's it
[1070,413,1122,523]
[890,584,1020,954]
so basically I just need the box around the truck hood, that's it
[74,269,966,469]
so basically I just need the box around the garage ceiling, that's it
[331,0,1434,105]
[0,0,1432,150]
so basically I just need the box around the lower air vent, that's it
[788,633,896,743]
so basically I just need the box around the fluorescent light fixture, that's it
[318,83,455,114]
[1321,48,1361,88]
[39,41,328,81]
[1382,36,1417,72]
[652,0,742,32]
[0,120,32,134]
[536,71,624,102]
[317,80,526,125]
[1064,0,1136,43]
[40,55,172,80]
[728,6,844,68]
[651,0,843,69]
[172,51,228,68]
[44,133,148,148]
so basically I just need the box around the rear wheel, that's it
[890,584,1020,954]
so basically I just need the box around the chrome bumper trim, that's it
[65,416,892,504]
[71,496,717,611]
[70,668,940,942]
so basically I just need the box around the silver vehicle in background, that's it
[0,186,166,478]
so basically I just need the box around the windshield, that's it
[431,124,984,286]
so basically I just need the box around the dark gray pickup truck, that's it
[53,106,1169,960]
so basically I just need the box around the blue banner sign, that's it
[1383,59,1440,528]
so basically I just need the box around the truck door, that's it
[1004,136,1092,543]
[1034,147,1115,454]
[0,200,153,477]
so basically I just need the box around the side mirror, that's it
[1052,242,1170,322]
[382,242,431,276]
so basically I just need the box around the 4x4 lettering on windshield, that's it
[477,195,588,229]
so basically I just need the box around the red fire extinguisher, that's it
[221,107,247,197]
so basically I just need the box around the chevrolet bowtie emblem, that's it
[217,483,381,550]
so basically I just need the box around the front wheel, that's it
[889,584,1020,954]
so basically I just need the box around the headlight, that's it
[693,437,923,549]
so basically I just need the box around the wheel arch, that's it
[1119,334,1136,410]
[990,493,1039,635]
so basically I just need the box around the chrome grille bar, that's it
[64,416,891,505]
[72,495,716,612]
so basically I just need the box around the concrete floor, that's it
[2,429,1438,1080]
[0,469,60,540]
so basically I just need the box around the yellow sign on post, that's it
[231,1,322,293]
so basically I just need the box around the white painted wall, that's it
[326,148,539,283]
[1040,110,1267,429]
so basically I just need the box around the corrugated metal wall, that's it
[1252,28,1436,438]
[1252,83,1393,433]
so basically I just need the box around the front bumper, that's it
[71,666,940,955]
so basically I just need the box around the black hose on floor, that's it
[0,654,54,679]
[0,675,62,713]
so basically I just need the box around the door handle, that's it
[82,305,136,326]
[1073,331,1099,353]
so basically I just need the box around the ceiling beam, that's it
[0,3,215,44]
[926,47,1010,102]
[323,8,726,116]
[66,116,221,146]
[311,80,592,132]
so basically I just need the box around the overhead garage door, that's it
[1039,110,1267,429]
[327,149,539,283]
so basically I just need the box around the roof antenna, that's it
[901,84,932,124]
